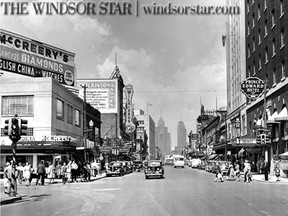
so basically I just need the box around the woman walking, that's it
[274,161,281,182]
[61,162,68,184]
[23,162,32,186]
[47,161,55,184]
[67,161,72,183]
[235,162,240,182]
[36,160,46,186]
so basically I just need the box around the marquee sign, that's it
[125,84,135,133]
[241,77,265,100]
[0,29,76,86]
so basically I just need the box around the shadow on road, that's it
[16,193,52,203]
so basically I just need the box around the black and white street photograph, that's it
[0,0,288,216]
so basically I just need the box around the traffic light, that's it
[265,133,271,144]
[4,119,11,136]
[10,117,20,139]
[260,134,266,145]
[256,134,266,145]
[20,119,28,136]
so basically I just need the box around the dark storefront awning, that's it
[0,141,77,154]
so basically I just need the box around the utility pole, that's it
[225,112,228,161]
[81,84,87,162]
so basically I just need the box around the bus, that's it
[173,155,185,168]
[164,155,174,166]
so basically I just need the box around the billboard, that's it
[77,79,118,113]
[0,29,76,86]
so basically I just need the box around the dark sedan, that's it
[106,161,125,177]
[144,160,164,179]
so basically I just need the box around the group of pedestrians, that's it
[214,160,254,183]
[3,158,106,197]
[213,158,281,183]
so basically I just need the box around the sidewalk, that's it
[0,173,106,205]
[251,173,288,183]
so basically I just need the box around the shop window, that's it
[75,109,80,126]
[1,96,34,116]
[67,104,73,124]
[56,99,64,120]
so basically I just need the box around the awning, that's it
[208,154,218,160]
[275,106,288,121]
[256,118,263,126]
[280,151,288,157]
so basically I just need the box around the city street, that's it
[1,167,288,216]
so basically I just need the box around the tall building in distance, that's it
[134,109,156,159]
[176,121,186,154]
[155,117,171,158]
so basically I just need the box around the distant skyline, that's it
[0,0,228,149]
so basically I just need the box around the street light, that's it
[89,120,96,161]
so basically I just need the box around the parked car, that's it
[191,158,202,168]
[198,161,206,170]
[106,161,125,177]
[133,160,143,172]
[122,161,133,174]
[144,160,164,179]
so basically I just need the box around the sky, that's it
[0,0,228,149]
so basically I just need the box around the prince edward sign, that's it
[241,77,265,100]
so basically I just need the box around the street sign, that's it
[241,77,265,100]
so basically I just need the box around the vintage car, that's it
[106,161,125,177]
[133,160,143,172]
[144,160,164,179]
[122,161,133,174]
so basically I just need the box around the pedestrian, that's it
[36,160,46,185]
[47,161,55,184]
[274,161,281,182]
[55,162,61,179]
[71,160,78,182]
[234,162,240,182]
[67,160,72,183]
[61,162,68,184]
[214,162,224,182]
[23,162,32,186]
[246,163,252,183]
[227,162,235,181]
[262,161,270,181]
[4,161,12,195]
[86,162,91,181]
[16,162,24,185]
[243,160,250,182]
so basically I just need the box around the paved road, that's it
[1,166,288,216]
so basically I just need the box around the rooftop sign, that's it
[0,29,76,86]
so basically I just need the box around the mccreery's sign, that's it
[0,29,76,86]
[241,77,265,100]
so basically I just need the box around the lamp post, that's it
[89,120,95,161]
